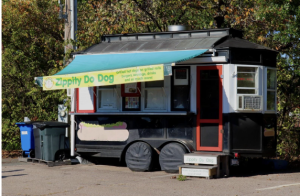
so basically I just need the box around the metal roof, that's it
[72,28,276,55]
[215,36,278,52]
[75,37,224,55]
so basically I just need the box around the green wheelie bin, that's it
[29,121,69,161]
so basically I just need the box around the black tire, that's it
[125,142,153,172]
[29,150,35,158]
[55,150,66,161]
[159,143,187,173]
[22,151,26,158]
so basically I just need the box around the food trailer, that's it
[38,27,278,176]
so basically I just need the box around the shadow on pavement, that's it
[2,174,27,179]
[2,169,25,173]
[229,158,300,177]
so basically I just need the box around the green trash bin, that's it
[29,122,69,161]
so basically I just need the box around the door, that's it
[196,66,223,151]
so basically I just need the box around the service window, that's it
[237,67,258,94]
[144,80,166,110]
[266,69,276,111]
[171,67,190,111]
[97,85,119,110]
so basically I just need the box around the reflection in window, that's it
[97,85,118,109]
[144,80,165,110]
[172,68,190,111]
[267,69,276,111]
[237,67,258,94]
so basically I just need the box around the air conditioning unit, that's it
[67,89,72,97]
[236,95,262,110]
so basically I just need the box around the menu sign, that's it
[124,83,137,93]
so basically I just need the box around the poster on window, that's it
[124,97,139,109]
[125,83,137,93]
[121,82,141,97]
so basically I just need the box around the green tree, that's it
[2,0,66,150]
[2,0,299,159]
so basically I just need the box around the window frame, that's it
[96,85,121,112]
[171,66,191,111]
[264,67,277,112]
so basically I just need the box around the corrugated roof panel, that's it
[85,43,109,53]
[175,40,199,50]
[157,40,182,50]
[119,42,146,51]
[138,41,162,51]
[194,37,221,49]
[78,37,225,54]
[102,43,128,53]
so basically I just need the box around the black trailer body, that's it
[69,28,278,172]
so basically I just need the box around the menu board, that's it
[124,83,137,93]
[121,82,141,97]
[124,97,139,109]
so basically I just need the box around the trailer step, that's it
[184,152,226,165]
[178,164,217,179]
[18,157,71,167]
[182,152,230,178]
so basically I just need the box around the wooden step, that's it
[184,154,220,165]
[183,152,230,178]
[178,164,217,179]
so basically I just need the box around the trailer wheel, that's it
[125,142,153,172]
[159,143,187,173]
[29,150,35,158]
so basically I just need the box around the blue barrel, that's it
[16,122,35,157]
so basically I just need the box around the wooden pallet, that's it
[18,157,71,167]
[178,164,217,179]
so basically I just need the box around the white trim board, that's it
[177,56,227,64]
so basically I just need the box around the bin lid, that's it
[25,121,69,129]
[16,122,31,126]
[16,122,26,125]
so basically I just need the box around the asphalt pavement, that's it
[2,158,300,196]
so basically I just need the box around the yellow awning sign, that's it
[43,64,164,90]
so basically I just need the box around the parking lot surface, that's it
[2,158,300,196]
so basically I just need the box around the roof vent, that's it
[168,25,188,31]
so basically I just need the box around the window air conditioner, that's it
[237,95,262,110]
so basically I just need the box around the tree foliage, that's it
[2,0,300,159]
[2,0,66,150]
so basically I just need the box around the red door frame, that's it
[196,66,223,151]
